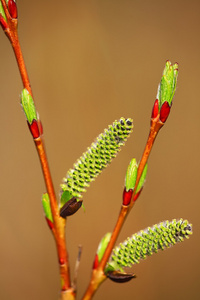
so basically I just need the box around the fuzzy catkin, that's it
[60,118,133,199]
[109,219,192,269]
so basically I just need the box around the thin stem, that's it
[129,115,163,209]
[1,0,32,95]
[0,2,73,296]
[99,206,128,270]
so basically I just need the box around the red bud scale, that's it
[45,217,54,230]
[28,119,40,139]
[151,99,159,119]
[0,14,8,30]
[160,101,171,123]
[8,0,18,19]
[93,254,99,269]
[123,188,133,206]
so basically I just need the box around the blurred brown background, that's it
[0,0,199,299]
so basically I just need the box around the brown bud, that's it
[107,271,136,283]
[60,197,82,218]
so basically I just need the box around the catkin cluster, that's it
[61,118,133,199]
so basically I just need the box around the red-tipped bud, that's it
[93,254,99,269]
[0,14,8,30]
[28,119,40,139]
[160,101,171,123]
[151,99,159,119]
[45,217,54,230]
[133,187,143,202]
[123,188,133,206]
[8,0,18,19]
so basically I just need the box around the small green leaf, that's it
[157,61,178,109]
[21,89,37,124]
[106,219,192,273]
[135,163,148,193]
[97,232,111,263]
[0,2,7,22]
[42,193,53,223]
[60,190,73,207]
[125,158,138,191]
[60,118,133,199]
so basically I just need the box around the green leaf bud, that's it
[97,232,111,263]
[42,193,53,223]
[156,61,178,109]
[135,163,148,194]
[21,89,37,124]
[125,158,138,192]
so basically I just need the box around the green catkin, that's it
[108,219,192,270]
[60,118,133,199]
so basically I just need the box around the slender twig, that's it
[0,1,73,297]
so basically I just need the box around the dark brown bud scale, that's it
[60,197,82,218]
[107,271,136,283]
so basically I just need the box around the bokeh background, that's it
[0,0,199,299]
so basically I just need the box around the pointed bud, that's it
[8,0,17,19]
[125,158,138,192]
[60,197,82,218]
[93,232,111,269]
[42,193,53,222]
[152,61,178,123]
[107,271,136,283]
[21,89,37,124]
[157,60,178,108]
[135,163,148,197]
[42,193,54,230]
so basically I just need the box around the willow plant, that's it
[0,1,192,300]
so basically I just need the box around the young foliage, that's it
[60,117,133,205]
[106,219,192,272]
[42,193,53,223]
